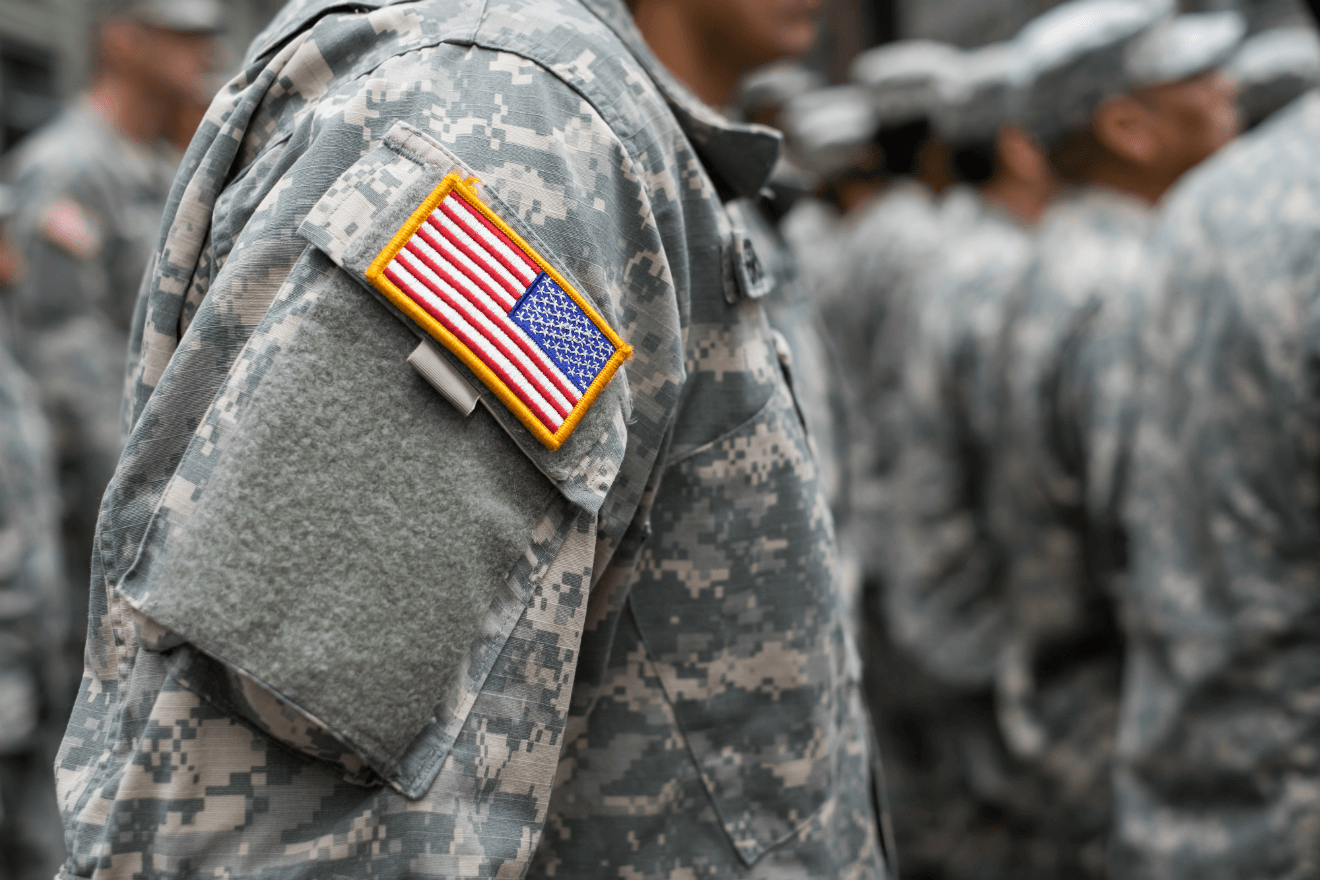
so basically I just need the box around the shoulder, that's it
[1160,91,1320,271]
[277,0,679,162]
[1035,194,1152,298]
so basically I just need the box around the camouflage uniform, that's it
[990,186,1153,878]
[6,99,178,676]
[1112,89,1320,880]
[55,2,890,878]
[0,320,69,880]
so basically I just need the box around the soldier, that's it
[0,185,70,880]
[884,42,1059,880]
[1226,24,1320,129]
[993,3,1243,876]
[55,1,891,879]
[816,40,963,595]
[5,0,223,703]
[777,84,885,297]
[1112,1,1320,875]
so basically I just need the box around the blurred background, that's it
[0,0,1306,153]
[0,0,283,151]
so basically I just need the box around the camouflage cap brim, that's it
[1126,12,1246,89]
[94,0,225,33]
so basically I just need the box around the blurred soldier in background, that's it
[4,0,222,704]
[821,39,963,591]
[779,84,885,285]
[0,185,70,880]
[1113,0,1320,873]
[1226,24,1320,128]
[884,41,1059,880]
[993,2,1243,875]
[771,82,891,527]
[738,62,826,216]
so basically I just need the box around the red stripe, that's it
[443,198,541,284]
[399,244,578,415]
[385,265,563,432]
[425,213,522,306]
[449,195,542,278]
[417,221,520,309]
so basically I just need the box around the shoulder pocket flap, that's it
[299,121,630,516]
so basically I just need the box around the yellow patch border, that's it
[366,172,632,452]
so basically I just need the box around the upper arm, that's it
[110,43,682,798]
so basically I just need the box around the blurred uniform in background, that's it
[4,0,221,703]
[885,42,1060,880]
[821,39,963,588]
[779,84,885,287]
[1226,24,1320,128]
[992,3,1243,876]
[1113,4,1320,876]
[0,185,70,880]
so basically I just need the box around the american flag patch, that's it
[367,173,631,451]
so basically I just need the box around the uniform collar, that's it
[250,0,781,201]
[247,0,388,63]
[578,0,782,200]
[1058,183,1155,231]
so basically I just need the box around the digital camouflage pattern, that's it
[55,1,889,878]
[1113,90,1320,880]
[0,326,68,880]
[739,197,852,530]
[6,100,178,687]
[991,185,1152,879]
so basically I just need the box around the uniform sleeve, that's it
[989,272,1094,759]
[101,37,679,813]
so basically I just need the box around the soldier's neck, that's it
[1084,155,1173,207]
[631,4,742,109]
[981,175,1055,226]
[84,74,171,147]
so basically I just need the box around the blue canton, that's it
[510,273,615,393]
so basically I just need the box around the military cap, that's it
[850,40,964,128]
[933,42,1028,147]
[91,0,225,33]
[739,62,827,119]
[1125,11,1246,88]
[781,84,880,179]
[1021,1,1243,148]
[1227,26,1320,126]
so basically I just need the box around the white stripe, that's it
[392,261,565,430]
[409,234,580,401]
[425,209,522,303]
[393,253,576,418]
[445,199,539,288]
